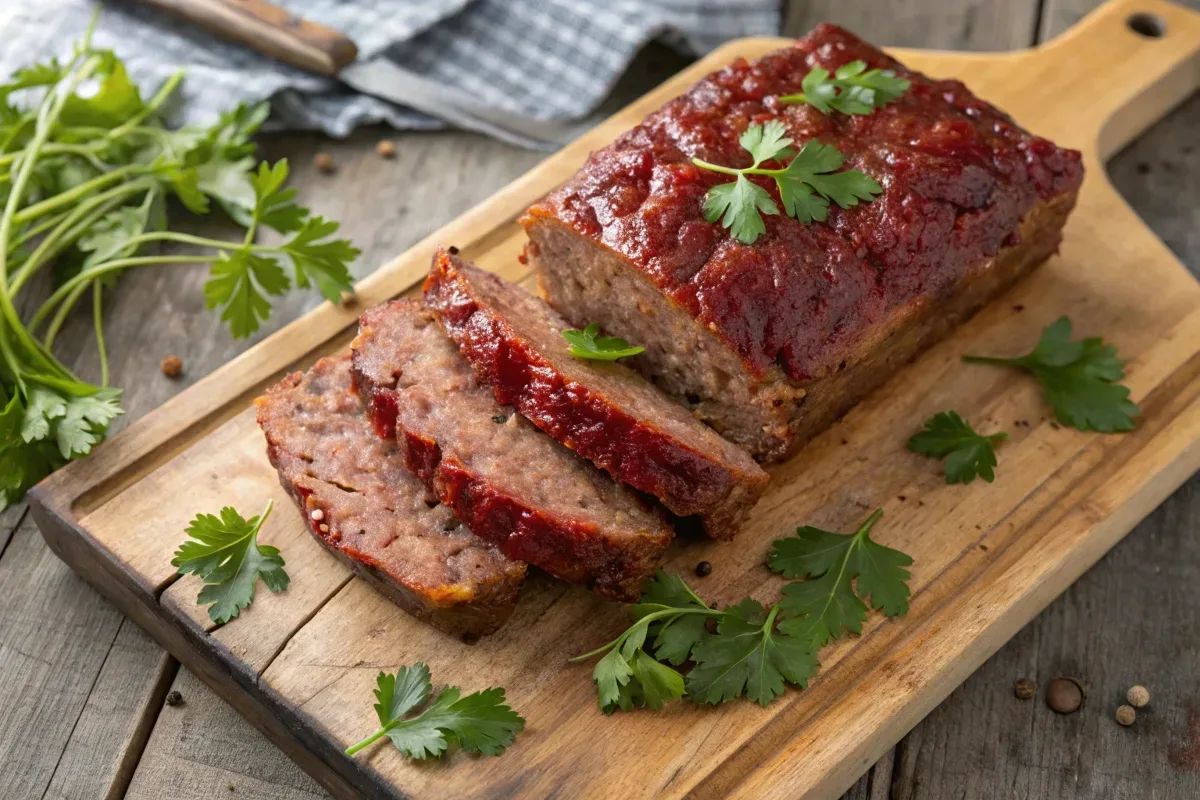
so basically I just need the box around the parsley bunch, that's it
[779,61,911,115]
[692,120,882,245]
[345,663,525,760]
[0,17,358,510]
[571,510,913,712]
[963,316,1138,432]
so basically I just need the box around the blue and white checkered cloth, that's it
[1,0,780,142]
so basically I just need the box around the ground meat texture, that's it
[521,24,1083,461]
[350,299,673,602]
[423,248,768,539]
[255,355,526,637]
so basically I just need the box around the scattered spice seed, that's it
[1013,303,1025,312]
[160,355,183,378]
[1014,678,1036,699]
[447,245,460,255]
[694,560,713,578]
[1046,677,1084,714]
[1115,705,1137,726]
[492,415,507,424]
[319,523,329,533]
[164,690,183,707]
[314,152,336,174]
[339,289,357,307]
[376,139,397,159]
[1127,685,1151,707]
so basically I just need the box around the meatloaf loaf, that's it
[521,23,1084,461]
[350,299,672,601]
[255,354,526,637]
[423,248,768,539]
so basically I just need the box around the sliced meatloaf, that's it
[521,24,1084,461]
[423,247,768,539]
[350,299,672,602]
[255,354,526,637]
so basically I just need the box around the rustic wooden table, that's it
[2,1,1197,798]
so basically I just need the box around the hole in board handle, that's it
[1127,13,1167,38]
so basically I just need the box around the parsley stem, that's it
[344,728,388,757]
[777,92,807,104]
[961,355,1020,367]
[43,281,90,352]
[12,163,151,227]
[93,282,108,386]
[567,607,724,663]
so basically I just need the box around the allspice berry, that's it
[1046,677,1084,714]
[694,560,713,578]
[1127,685,1150,708]
[164,690,183,707]
[376,139,396,159]
[160,355,183,378]
[1115,705,1137,726]
[1014,678,1036,699]
[314,152,336,174]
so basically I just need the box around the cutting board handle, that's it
[1029,0,1200,159]
[134,0,358,76]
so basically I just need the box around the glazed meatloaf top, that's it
[522,23,1084,385]
[255,354,525,636]
[423,248,768,538]
[350,299,672,601]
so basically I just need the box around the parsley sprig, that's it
[0,16,359,510]
[779,61,911,115]
[562,322,644,361]
[571,511,913,712]
[692,120,882,245]
[963,317,1138,432]
[171,501,289,623]
[907,411,1007,484]
[344,663,525,759]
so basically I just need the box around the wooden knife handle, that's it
[135,0,358,76]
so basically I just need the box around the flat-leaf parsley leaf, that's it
[908,410,1007,484]
[343,663,525,759]
[692,120,882,244]
[770,509,912,647]
[562,322,644,361]
[171,500,289,623]
[963,316,1138,432]
[779,60,910,115]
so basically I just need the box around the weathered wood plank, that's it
[785,0,1039,50]
[42,620,174,800]
[124,667,328,800]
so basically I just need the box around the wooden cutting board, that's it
[28,1,1200,797]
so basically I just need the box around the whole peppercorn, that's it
[694,560,713,578]
[1013,678,1036,699]
[1127,685,1150,708]
[164,690,183,707]
[1115,705,1137,726]
[314,152,336,174]
[376,139,397,159]
[160,355,183,378]
[1046,677,1084,714]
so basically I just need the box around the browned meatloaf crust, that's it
[521,23,1084,461]
[350,299,673,601]
[255,355,526,637]
[423,248,769,540]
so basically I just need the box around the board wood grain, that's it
[28,1,1200,797]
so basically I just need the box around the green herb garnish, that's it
[769,509,912,647]
[779,60,910,115]
[344,663,525,759]
[172,501,289,623]
[562,322,644,361]
[0,17,359,511]
[572,511,914,712]
[963,317,1139,433]
[692,120,882,245]
[907,410,1007,484]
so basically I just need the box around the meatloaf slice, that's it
[521,24,1083,461]
[255,355,526,637]
[350,299,672,602]
[423,248,768,539]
